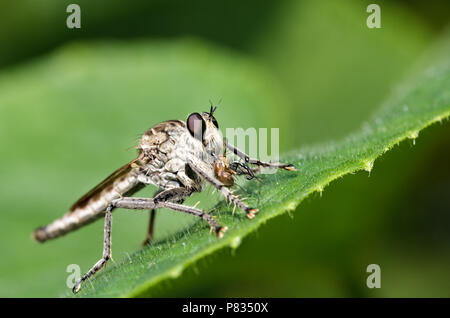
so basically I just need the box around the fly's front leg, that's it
[72,203,114,294]
[225,141,296,171]
[187,160,259,219]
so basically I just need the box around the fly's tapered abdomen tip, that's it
[32,226,48,243]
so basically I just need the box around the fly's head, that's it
[186,105,223,159]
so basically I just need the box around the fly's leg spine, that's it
[221,187,258,219]
[187,161,259,219]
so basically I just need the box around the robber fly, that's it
[33,106,295,293]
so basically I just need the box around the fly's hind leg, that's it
[142,188,192,246]
[72,194,226,294]
[72,203,114,294]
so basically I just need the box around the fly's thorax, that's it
[138,120,186,155]
[137,113,222,185]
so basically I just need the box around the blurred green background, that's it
[0,0,449,297]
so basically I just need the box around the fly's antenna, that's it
[208,100,217,117]
[209,105,217,117]
[208,98,222,116]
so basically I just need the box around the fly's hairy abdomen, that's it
[33,159,143,242]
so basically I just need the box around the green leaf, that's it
[72,34,450,297]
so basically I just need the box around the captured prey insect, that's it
[33,106,296,293]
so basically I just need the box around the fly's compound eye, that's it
[187,112,206,142]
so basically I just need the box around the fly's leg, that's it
[142,209,157,246]
[225,141,296,171]
[142,188,193,246]
[228,161,260,180]
[72,195,226,294]
[72,203,113,294]
[143,189,163,246]
[115,196,226,237]
[187,161,259,219]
